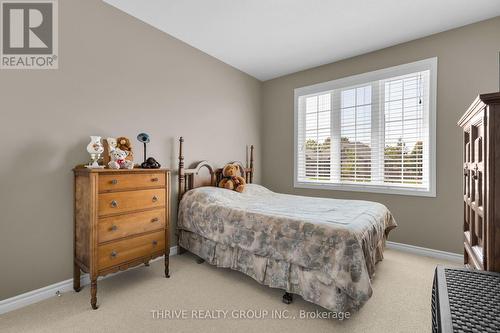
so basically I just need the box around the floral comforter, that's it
[178,184,397,312]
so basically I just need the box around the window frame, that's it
[293,57,437,197]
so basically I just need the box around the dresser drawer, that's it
[99,189,165,216]
[99,173,165,192]
[98,230,165,269]
[98,209,165,243]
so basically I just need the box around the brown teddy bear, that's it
[116,137,134,162]
[218,163,246,193]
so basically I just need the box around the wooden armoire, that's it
[458,92,500,272]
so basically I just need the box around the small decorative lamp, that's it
[137,133,161,169]
[137,133,150,164]
[86,136,104,168]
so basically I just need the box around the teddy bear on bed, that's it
[218,163,246,193]
[108,148,134,169]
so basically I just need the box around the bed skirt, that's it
[178,229,386,313]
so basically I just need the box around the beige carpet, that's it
[0,249,456,333]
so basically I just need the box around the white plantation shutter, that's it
[295,58,436,196]
[383,74,427,187]
[339,85,373,183]
[297,93,332,181]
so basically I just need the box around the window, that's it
[294,58,436,196]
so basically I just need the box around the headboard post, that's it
[250,145,254,183]
[178,137,185,204]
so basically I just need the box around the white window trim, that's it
[293,57,437,197]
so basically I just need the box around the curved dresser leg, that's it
[165,250,170,278]
[91,279,98,310]
[73,262,81,292]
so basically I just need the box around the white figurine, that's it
[106,137,117,152]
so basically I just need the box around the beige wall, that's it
[0,0,261,300]
[262,17,500,255]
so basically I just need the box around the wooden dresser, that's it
[458,92,500,272]
[73,167,170,309]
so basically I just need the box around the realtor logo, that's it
[1,0,58,69]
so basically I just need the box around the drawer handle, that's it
[152,196,159,202]
[151,177,159,182]
[110,225,118,231]
[152,240,158,246]
[151,218,159,223]
[111,179,118,185]
[111,250,117,258]
[111,200,118,208]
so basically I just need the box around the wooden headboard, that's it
[177,137,254,204]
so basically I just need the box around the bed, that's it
[176,137,397,313]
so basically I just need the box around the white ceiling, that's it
[103,0,500,81]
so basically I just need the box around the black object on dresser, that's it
[432,266,500,333]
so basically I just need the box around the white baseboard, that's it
[0,246,178,315]
[386,241,462,263]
